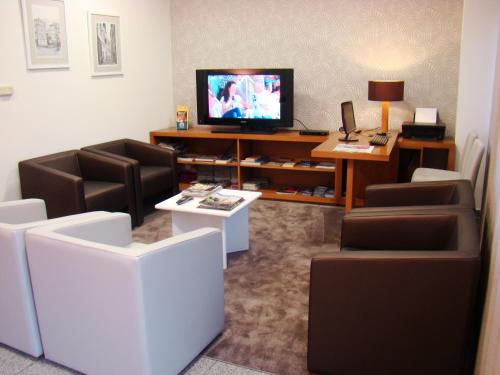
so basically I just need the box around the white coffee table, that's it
[155,189,262,268]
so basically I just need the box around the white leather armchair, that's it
[25,212,224,375]
[0,199,105,357]
[412,132,485,189]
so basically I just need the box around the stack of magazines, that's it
[182,183,222,197]
[198,192,244,211]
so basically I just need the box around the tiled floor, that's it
[0,344,274,375]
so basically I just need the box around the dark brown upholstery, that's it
[308,208,480,375]
[82,139,177,226]
[18,150,137,226]
[364,180,475,210]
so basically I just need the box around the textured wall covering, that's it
[171,0,463,135]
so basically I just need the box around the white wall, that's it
[170,0,463,135]
[455,0,500,206]
[0,0,174,200]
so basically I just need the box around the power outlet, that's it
[0,86,13,96]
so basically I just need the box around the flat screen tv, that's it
[196,68,294,134]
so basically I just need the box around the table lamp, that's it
[368,80,404,135]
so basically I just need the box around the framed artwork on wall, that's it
[20,0,69,69]
[87,12,123,76]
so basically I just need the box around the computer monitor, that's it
[339,101,359,142]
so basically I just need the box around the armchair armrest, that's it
[137,227,224,373]
[19,161,85,217]
[341,214,457,250]
[0,199,46,224]
[364,181,458,207]
[125,139,177,167]
[78,150,133,184]
[51,212,133,247]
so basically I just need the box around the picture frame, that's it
[20,0,69,69]
[87,12,123,76]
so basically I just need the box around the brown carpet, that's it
[133,200,344,375]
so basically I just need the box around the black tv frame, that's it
[196,68,294,133]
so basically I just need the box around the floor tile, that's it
[0,346,34,375]
[183,356,218,374]
[18,360,79,375]
[206,360,274,375]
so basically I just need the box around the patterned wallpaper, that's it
[171,0,463,135]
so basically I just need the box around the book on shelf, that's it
[194,155,219,162]
[265,158,293,167]
[215,154,235,164]
[313,185,328,197]
[198,192,244,211]
[177,153,198,162]
[298,187,313,196]
[333,144,374,153]
[296,160,317,168]
[242,178,270,191]
[182,183,222,197]
[315,162,336,169]
[282,160,297,167]
[276,186,298,195]
[243,155,262,162]
[325,188,335,198]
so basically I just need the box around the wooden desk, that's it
[398,137,455,170]
[311,131,398,212]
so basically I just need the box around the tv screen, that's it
[196,69,293,130]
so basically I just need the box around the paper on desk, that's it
[415,108,437,124]
[334,144,374,153]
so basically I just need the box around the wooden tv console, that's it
[149,127,343,205]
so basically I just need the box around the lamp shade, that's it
[368,80,404,102]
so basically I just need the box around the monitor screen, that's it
[208,74,281,120]
[341,101,357,134]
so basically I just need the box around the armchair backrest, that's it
[460,131,478,171]
[460,138,485,188]
[25,213,224,375]
[37,151,82,177]
[341,214,459,251]
[91,139,128,156]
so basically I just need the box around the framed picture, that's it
[20,0,69,69]
[87,12,123,76]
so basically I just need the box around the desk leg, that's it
[345,159,355,212]
[447,147,455,170]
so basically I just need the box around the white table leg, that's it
[171,208,250,269]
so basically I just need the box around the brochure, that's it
[333,144,374,153]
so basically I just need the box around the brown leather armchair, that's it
[82,139,177,226]
[18,150,138,226]
[308,209,480,375]
[363,179,475,210]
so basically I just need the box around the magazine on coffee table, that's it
[182,183,222,197]
[198,192,244,211]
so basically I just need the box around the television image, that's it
[196,69,293,134]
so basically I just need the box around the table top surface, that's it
[311,130,399,161]
[155,189,262,218]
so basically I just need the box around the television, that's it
[196,68,294,134]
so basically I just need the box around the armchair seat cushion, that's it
[84,181,127,212]
[411,168,461,182]
[140,166,173,198]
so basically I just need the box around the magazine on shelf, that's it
[315,162,336,169]
[198,192,244,211]
[182,183,222,197]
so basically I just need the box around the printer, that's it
[401,122,446,140]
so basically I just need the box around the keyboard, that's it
[369,134,389,146]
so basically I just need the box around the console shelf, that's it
[150,127,342,205]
